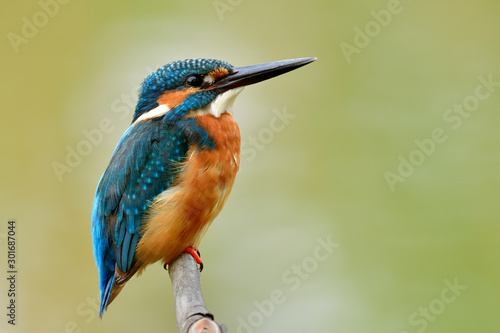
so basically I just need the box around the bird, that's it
[91,57,316,317]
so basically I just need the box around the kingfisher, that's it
[91,57,316,317]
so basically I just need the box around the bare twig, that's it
[169,253,227,333]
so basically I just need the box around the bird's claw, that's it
[184,246,203,272]
[163,246,204,271]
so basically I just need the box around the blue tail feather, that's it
[99,272,115,318]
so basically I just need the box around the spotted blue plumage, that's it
[92,59,234,317]
[92,119,189,315]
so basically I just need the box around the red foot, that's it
[184,246,204,272]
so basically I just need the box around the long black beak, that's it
[211,57,316,91]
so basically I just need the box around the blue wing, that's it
[91,119,188,315]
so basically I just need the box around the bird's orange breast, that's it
[135,112,240,269]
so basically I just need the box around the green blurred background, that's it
[1,1,499,332]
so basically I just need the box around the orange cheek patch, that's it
[210,67,230,80]
[157,88,200,109]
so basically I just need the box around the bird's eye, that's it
[185,74,204,87]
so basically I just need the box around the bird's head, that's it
[132,57,316,123]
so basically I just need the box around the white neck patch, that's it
[199,87,244,118]
[132,87,244,124]
[133,104,170,125]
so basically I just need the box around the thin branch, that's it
[169,253,227,333]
